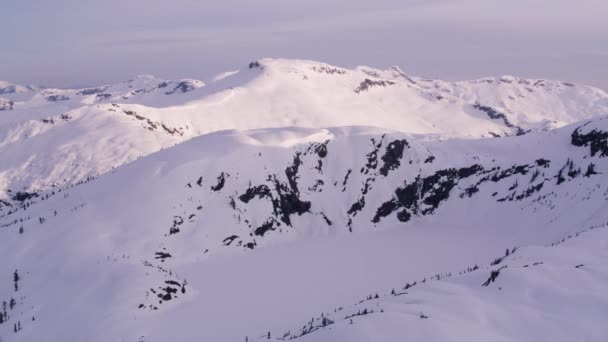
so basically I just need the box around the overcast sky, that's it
[1,0,607,89]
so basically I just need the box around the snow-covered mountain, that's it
[0,81,37,97]
[252,223,608,342]
[1,59,608,341]
[1,59,607,204]
[1,100,607,342]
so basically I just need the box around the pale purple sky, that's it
[1,0,607,90]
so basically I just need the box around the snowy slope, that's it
[1,114,607,341]
[1,58,607,202]
[253,223,608,342]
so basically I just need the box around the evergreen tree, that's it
[14,269,20,292]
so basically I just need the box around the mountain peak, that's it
[0,80,37,94]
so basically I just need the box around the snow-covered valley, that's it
[0,59,607,342]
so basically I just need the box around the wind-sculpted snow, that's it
[1,116,608,341]
[1,58,607,202]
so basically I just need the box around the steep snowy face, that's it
[1,58,607,200]
[1,116,607,341]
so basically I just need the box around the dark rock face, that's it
[254,220,275,237]
[95,93,112,102]
[517,183,544,200]
[311,66,347,75]
[379,140,409,176]
[239,185,272,203]
[168,216,184,235]
[249,61,262,69]
[421,165,483,211]
[396,209,411,222]
[11,192,38,202]
[122,109,185,136]
[585,163,598,177]
[139,278,187,310]
[211,173,226,192]
[462,185,480,198]
[473,104,525,135]
[310,140,329,159]
[45,95,70,102]
[160,123,185,136]
[76,88,105,96]
[373,165,483,223]
[474,104,513,127]
[571,125,608,157]
[457,165,483,178]
[236,150,312,234]
[223,235,239,246]
[308,179,324,192]
[302,140,330,173]
[285,153,303,194]
[238,178,311,233]
[395,178,420,209]
[123,110,147,121]
[165,81,199,95]
[369,146,594,224]
[536,159,550,167]
[154,252,172,261]
[372,201,398,223]
[321,213,333,226]
[347,197,365,216]
[0,199,11,209]
[362,136,384,174]
[138,127,603,254]
[556,159,581,185]
[269,175,311,226]
[490,165,530,183]
[354,79,396,93]
[341,169,352,191]
[0,98,14,111]
[497,182,545,202]
[158,284,178,301]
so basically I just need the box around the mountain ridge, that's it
[1,111,607,341]
[1,59,607,201]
